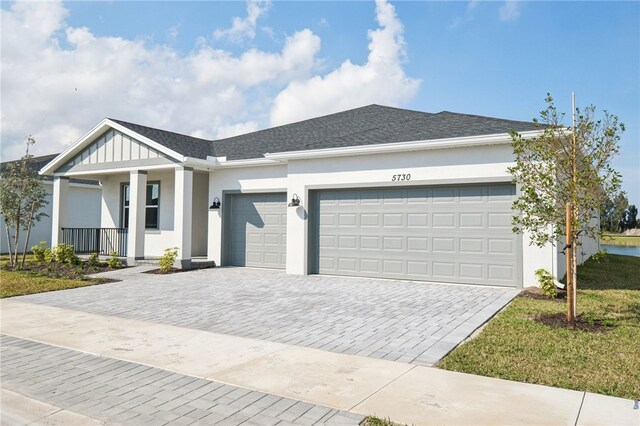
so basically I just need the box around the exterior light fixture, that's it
[209,197,221,210]
[288,193,301,207]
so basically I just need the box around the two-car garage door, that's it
[225,184,520,287]
[310,184,520,287]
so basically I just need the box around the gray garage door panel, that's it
[311,184,520,287]
[227,193,287,269]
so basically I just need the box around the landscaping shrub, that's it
[51,244,80,265]
[107,252,122,269]
[32,241,47,262]
[159,247,178,273]
[535,268,557,299]
[88,252,100,268]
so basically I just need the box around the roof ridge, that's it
[433,110,536,125]
[211,104,432,146]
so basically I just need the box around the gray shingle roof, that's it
[108,119,214,160]
[110,104,538,161]
[1,154,99,186]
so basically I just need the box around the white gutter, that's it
[264,130,544,161]
[206,156,280,168]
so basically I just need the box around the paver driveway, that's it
[14,267,518,365]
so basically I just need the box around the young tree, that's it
[0,136,49,268]
[508,94,624,323]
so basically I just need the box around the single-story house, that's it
[1,154,102,254]
[39,104,598,287]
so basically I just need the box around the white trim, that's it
[39,180,101,190]
[183,156,217,171]
[52,163,178,177]
[264,130,544,161]
[216,157,280,168]
[39,119,186,175]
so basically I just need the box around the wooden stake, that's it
[566,202,574,323]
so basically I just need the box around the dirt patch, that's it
[519,286,567,301]
[533,312,613,333]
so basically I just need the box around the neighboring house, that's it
[1,154,102,254]
[39,105,598,287]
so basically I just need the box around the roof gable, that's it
[57,128,175,173]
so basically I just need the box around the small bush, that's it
[159,247,178,273]
[88,252,100,268]
[49,244,80,265]
[535,268,557,299]
[591,249,609,263]
[44,248,55,263]
[32,241,47,262]
[107,252,122,269]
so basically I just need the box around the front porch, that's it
[51,167,210,269]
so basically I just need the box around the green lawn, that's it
[0,270,106,298]
[438,254,640,400]
[601,233,640,246]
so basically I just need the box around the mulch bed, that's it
[533,313,613,333]
[2,261,125,281]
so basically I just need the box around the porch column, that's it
[127,170,147,263]
[174,166,193,269]
[51,176,69,247]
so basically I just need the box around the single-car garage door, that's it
[226,193,287,269]
[310,184,520,287]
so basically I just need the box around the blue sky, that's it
[1,0,638,204]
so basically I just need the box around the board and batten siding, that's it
[59,129,175,173]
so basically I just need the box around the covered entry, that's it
[310,184,521,287]
[225,193,287,268]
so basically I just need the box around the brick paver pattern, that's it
[13,267,517,365]
[0,335,364,425]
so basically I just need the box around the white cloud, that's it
[214,0,271,42]
[0,0,419,161]
[215,121,259,139]
[270,0,420,127]
[499,1,521,22]
[0,0,319,160]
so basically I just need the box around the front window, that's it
[121,182,160,229]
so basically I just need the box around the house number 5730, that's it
[391,173,411,182]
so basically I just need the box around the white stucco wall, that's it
[206,144,560,287]
[1,181,101,253]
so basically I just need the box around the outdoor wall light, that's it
[288,193,301,207]
[209,197,221,210]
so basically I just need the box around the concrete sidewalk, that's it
[1,300,638,425]
[0,389,105,425]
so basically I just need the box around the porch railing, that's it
[61,228,128,257]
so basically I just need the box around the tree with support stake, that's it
[508,93,624,323]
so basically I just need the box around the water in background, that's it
[601,244,640,257]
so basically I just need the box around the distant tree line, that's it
[600,193,637,232]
